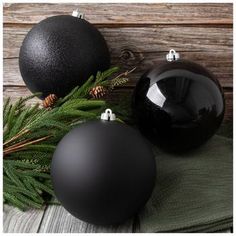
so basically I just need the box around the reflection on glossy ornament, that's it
[132,49,225,152]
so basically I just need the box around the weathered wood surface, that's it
[3,27,233,87]
[3,3,232,25]
[3,3,233,233]
[3,52,233,88]
[3,204,45,233]
[4,25,233,57]
[4,25,233,60]
[38,205,133,233]
[3,204,133,233]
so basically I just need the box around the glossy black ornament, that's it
[132,50,225,152]
[19,12,110,99]
[51,111,156,225]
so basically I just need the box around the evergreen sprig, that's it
[3,66,132,210]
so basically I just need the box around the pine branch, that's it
[4,192,27,211]
[3,66,134,210]
[4,136,51,156]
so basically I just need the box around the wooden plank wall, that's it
[3,3,233,122]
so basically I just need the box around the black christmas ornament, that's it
[51,109,156,225]
[19,9,110,99]
[132,49,225,152]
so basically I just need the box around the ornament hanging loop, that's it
[101,109,116,121]
[166,49,180,62]
[72,9,84,19]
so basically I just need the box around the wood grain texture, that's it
[3,204,45,233]
[3,3,233,25]
[4,25,233,59]
[3,52,233,88]
[38,205,133,233]
[3,25,233,88]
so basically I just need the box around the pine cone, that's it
[89,86,106,99]
[43,94,58,108]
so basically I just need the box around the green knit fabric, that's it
[139,134,233,233]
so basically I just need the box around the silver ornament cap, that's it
[166,49,180,62]
[72,9,84,19]
[101,109,116,121]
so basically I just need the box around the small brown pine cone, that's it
[89,86,106,99]
[43,94,58,108]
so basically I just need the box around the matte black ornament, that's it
[19,10,110,99]
[51,109,156,225]
[132,49,225,152]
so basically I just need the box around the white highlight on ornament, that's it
[147,84,166,107]
[72,9,84,19]
[166,49,180,62]
[101,109,116,121]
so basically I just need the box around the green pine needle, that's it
[3,66,132,210]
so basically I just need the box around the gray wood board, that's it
[38,205,133,233]
[3,3,233,25]
[3,204,45,233]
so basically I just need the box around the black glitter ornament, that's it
[132,49,225,152]
[19,9,110,99]
[51,109,156,225]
